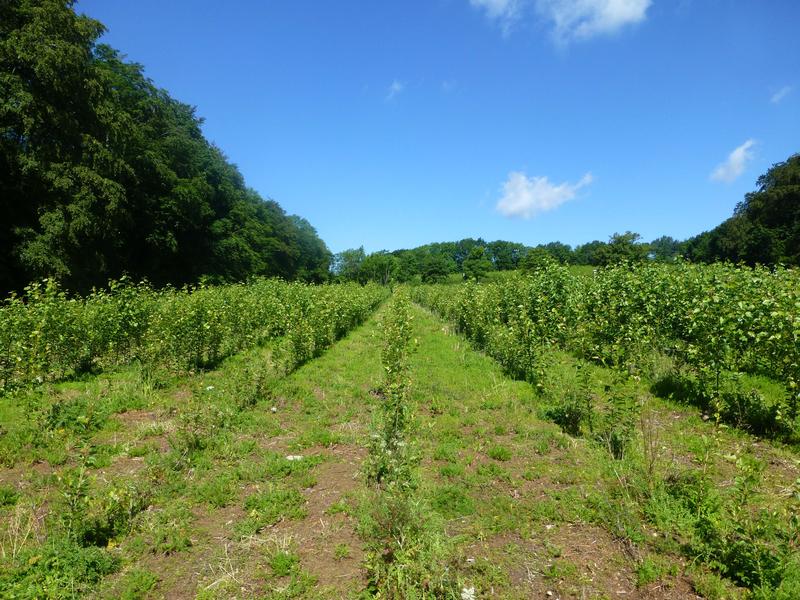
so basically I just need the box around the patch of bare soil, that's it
[129,496,250,599]
[148,444,368,599]
[273,444,368,595]
[0,460,56,487]
[96,455,148,480]
[463,525,700,599]
[172,387,193,403]
[255,433,291,454]
[114,409,159,426]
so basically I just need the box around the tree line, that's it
[331,234,668,284]
[0,0,332,296]
[333,153,799,283]
[3,3,795,295]
[684,153,800,265]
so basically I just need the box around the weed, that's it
[192,474,236,508]
[487,445,512,461]
[0,485,18,508]
[430,484,474,518]
[116,568,159,599]
[334,543,351,560]
[269,550,300,577]
[0,540,119,598]
[595,389,640,460]
[0,501,43,561]
[42,396,106,436]
[236,486,306,537]
[635,556,677,587]
[543,366,594,436]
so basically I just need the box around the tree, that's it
[0,0,332,294]
[392,250,420,283]
[594,232,648,266]
[520,248,555,272]
[540,242,574,264]
[332,247,365,282]
[648,236,682,262]
[685,153,800,266]
[573,240,607,265]
[462,247,492,280]
[736,153,800,264]
[487,240,526,270]
[359,252,397,285]
[420,253,449,283]
[289,216,332,283]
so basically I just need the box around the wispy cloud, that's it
[496,171,593,219]
[386,79,405,101]
[710,139,756,183]
[470,0,522,27]
[470,0,651,42]
[536,0,651,43]
[770,85,792,104]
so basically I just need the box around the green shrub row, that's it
[413,261,800,437]
[0,278,387,391]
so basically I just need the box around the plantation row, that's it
[413,262,800,438]
[0,279,388,392]
[364,291,459,597]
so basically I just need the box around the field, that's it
[1,265,799,599]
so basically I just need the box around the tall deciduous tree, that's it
[594,232,648,266]
[686,154,799,266]
[0,0,331,294]
[462,246,492,280]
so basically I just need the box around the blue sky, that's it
[76,0,799,254]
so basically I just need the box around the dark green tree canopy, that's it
[520,247,556,272]
[594,232,649,266]
[0,0,330,294]
[573,240,607,266]
[648,236,682,262]
[420,252,450,283]
[462,246,492,280]
[685,153,799,266]
[332,247,366,282]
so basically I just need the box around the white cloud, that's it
[496,171,593,219]
[386,79,405,101]
[710,139,756,184]
[536,0,651,42]
[771,85,792,104]
[470,0,524,33]
[470,0,521,21]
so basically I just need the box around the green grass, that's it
[1,292,798,598]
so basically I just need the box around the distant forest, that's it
[333,153,800,284]
[1,2,797,296]
[1,0,331,295]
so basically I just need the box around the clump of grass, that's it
[115,569,159,600]
[145,503,194,555]
[0,485,19,508]
[334,543,351,560]
[430,484,474,519]
[236,486,306,537]
[439,463,465,479]
[635,556,678,587]
[487,445,512,461]
[269,550,299,577]
[192,474,236,508]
